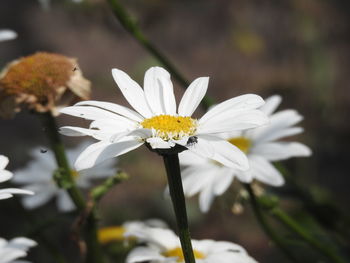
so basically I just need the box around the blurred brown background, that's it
[1,0,349,262]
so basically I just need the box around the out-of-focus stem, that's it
[162,154,196,263]
[244,184,299,263]
[106,0,213,110]
[271,208,347,263]
[39,112,106,263]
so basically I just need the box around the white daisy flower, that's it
[0,155,34,200]
[98,219,168,244]
[0,237,37,263]
[11,141,118,212]
[59,66,268,171]
[179,95,312,212]
[0,30,17,42]
[125,227,258,263]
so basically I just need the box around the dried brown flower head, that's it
[0,52,91,118]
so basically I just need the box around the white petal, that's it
[9,237,37,249]
[0,155,9,169]
[57,190,76,212]
[213,169,234,195]
[75,100,143,122]
[126,247,165,263]
[260,95,282,116]
[197,110,268,134]
[179,150,208,166]
[251,142,312,161]
[178,77,209,116]
[249,155,285,186]
[252,127,303,143]
[0,29,17,42]
[126,128,153,139]
[146,137,174,149]
[60,106,129,121]
[250,109,303,142]
[199,94,265,124]
[182,165,218,197]
[75,140,143,171]
[59,126,114,141]
[89,118,135,131]
[199,184,215,213]
[186,136,215,159]
[0,188,34,196]
[157,76,177,115]
[0,170,13,183]
[189,135,249,170]
[21,185,56,209]
[143,67,176,115]
[112,68,153,118]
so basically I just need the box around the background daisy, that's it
[11,141,118,211]
[180,95,312,212]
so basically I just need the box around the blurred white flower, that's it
[11,141,118,212]
[98,219,168,244]
[0,155,34,200]
[0,30,17,42]
[180,95,312,212]
[60,66,268,171]
[125,227,258,263]
[0,237,37,263]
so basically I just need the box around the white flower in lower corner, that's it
[11,142,118,212]
[0,30,17,42]
[0,237,37,263]
[125,227,257,263]
[0,155,34,200]
[59,66,268,172]
[180,95,312,212]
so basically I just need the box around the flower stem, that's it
[162,153,196,263]
[243,184,299,263]
[106,0,213,110]
[39,112,106,263]
[271,208,347,263]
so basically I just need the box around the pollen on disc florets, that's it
[228,136,251,154]
[141,115,197,141]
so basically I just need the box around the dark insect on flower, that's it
[73,67,78,71]
[40,149,48,153]
[186,136,198,146]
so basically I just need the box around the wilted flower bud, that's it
[0,52,91,118]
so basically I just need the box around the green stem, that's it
[39,112,106,263]
[106,0,213,110]
[162,154,196,263]
[271,208,346,263]
[244,184,299,263]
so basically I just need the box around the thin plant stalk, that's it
[39,112,106,263]
[244,184,299,263]
[106,0,213,110]
[271,208,346,263]
[162,153,196,263]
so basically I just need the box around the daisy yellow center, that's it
[71,170,80,179]
[97,226,126,244]
[141,115,196,140]
[163,247,205,262]
[228,136,251,154]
